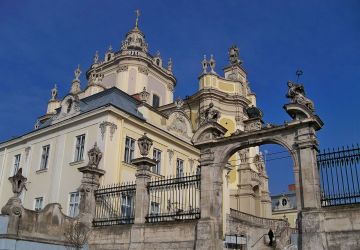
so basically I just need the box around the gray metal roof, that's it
[36,87,144,130]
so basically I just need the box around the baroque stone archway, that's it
[192,96,325,249]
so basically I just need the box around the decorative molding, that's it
[244,119,262,132]
[24,147,31,159]
[52,95,80,124]
[99,121,118,141]
[117,65,128,72]
[168,113,189,138]
[167,83,174,92]
[138,66,149,75]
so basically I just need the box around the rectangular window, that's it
[34,197,43,211]
[74,134,86,162]
[150,201,160,215]
[153,148,162,174]
[40,145,50,170]
[176,158,184,178]
[124,137,135,164]
[13,154,21,175]
[68,192,80,217]
[152,94,160,108]
[121,194,133,217]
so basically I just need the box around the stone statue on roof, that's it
[286,81,315,112]
[228,45,241,65]
[204,102,220,123]
[50,84,58,101]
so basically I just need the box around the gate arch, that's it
[192,103,325,250]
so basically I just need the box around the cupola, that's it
[120,10,148,53]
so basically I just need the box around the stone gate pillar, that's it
[132,157,155,224]
[129,133,156,250]
[78,143,105,226]
[295,132,326,250]
[196,149,225,250]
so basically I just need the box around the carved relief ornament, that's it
[138,66,149,75]
[99,121,118,141]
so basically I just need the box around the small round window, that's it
[281,198,287,206]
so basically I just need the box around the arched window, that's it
[67,99,73,113]
[107,54,111,61]
[156,59,160,66]
[152,94,160,108]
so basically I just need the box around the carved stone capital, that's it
[132,157,156,179]
[199,149,214,166]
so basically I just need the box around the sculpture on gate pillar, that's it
[131,133,156,224]
[137,133,153,157]
[9,168,27,198]
[1,168,27,216]
[78,142,105,225]
[87,142,102,168]
[286,81,315,112]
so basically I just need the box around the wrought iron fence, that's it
[93,182,136,226]
[318,144,360,206]
[146,172,201,222]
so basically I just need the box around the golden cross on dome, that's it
[135,9,140,27]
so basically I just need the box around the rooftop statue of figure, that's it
[228,45,242,65]
[286,81,315,112]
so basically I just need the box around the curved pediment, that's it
[51,94,80,124]
[192,122,227,146]
[167,110,193,139]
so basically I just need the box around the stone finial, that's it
[9,168,27,198]
[167,58,173,72]
[286,81,315,112]
[93,51,99,64]
[50,84,58,101]
[135,9,140,28]
[70,65,81,94]
[202,55,208,74]
[175,97,184,109]
[108,45,113,52]
[74,64,81,81]
[137,133,153,157]
[87,142,102,168]
[140,87,150,102]
[203,102,220,123]
[209,54,216,74]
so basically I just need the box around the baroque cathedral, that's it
[0,13,271,220]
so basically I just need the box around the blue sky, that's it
[0,0,359,194]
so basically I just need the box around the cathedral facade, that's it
[0,16,271,221]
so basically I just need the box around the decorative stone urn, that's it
[137,133,153,157]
